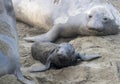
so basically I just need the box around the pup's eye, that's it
[89,15,92,18]
[56,48,59,52]
[56,46,61,52]
[58,46,61,49]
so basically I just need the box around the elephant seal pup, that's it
[31,42,101,72]
[23,0,120,42]
[0,0,34,84]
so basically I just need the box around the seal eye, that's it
[56,46,61,52]
[103,17,108,21]
[89,15,92,18]
[58,46,61,49]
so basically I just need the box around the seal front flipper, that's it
[76,53,101,61]
[30,58,51,72]
[24,32,56,42]
[24,25,60,42]
[24,34,48,42]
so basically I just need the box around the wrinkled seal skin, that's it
[31,42,101,72]
[12,0,120,42]
[0,0,34,84]
[12,0,56,30]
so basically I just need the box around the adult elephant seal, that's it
[0,0,34,84]
[30,42,101,72]
[12,0,120,42]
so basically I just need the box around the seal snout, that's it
[88,27,104,32]
[87,20,104,32]
[57,47,68,56]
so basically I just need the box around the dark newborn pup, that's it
[31,42,101,72]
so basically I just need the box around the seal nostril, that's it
[103,17,108,23]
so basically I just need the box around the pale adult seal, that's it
[0,0,34,84]
[12,0,120,42]
[31,42,101,72]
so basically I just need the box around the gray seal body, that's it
[0,0,34,84]
[31,42,101,72]
[22,0,120,42]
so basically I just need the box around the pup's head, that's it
[56,43,75,57]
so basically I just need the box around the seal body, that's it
[20,0,120,42]
[32,42,77,68]
[12,0,56,30]
[32,42,58,64]
[31,42,101,72]
[0,0,34,84]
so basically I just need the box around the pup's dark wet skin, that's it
[31,42,101,72]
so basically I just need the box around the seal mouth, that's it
[88,28,104,32]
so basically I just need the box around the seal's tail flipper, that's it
[79,54,101,61]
